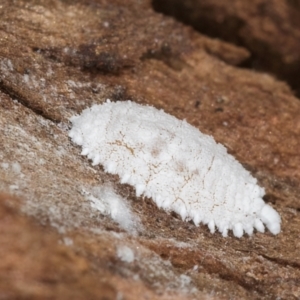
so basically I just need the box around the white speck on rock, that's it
[63,237,73,246]
[9,184,19,191]
[38,158,46,165]
[179,274,192,287]
[69,100,281,238]
[117,245,135,263]
[82,185,141,235]
[103,21,110,28]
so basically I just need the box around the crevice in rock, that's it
[32,46,134,75]
[144,242,266,296]
[261,254,300,269]
[0,80,58,123]
[140,43,189,71]
[152,1,245,45]
[151,0,300,98]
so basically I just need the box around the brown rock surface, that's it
[153,0,300,96]
[0,0,300,299]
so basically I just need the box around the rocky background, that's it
[0,0,300,299]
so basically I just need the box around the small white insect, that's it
[69,100,281,238]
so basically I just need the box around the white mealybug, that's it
[69,100,281,238]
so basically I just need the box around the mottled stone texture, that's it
[0,0,300,299]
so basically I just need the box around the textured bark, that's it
[0,0,300,299]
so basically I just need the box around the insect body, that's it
[69,100,281,237]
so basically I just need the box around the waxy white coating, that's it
[69,100,281,237]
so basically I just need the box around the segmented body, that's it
[69,100,281,237]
